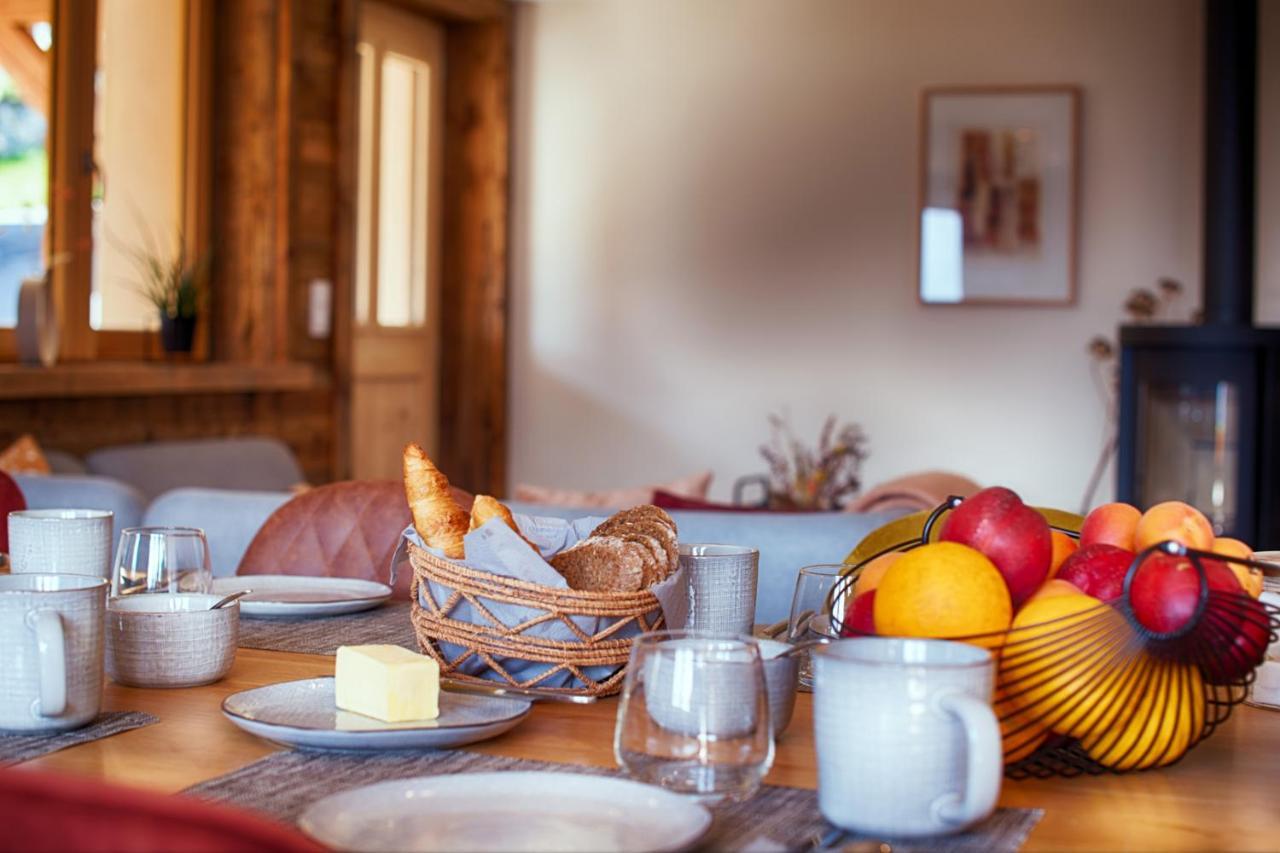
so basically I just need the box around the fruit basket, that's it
[829,495,1280,779]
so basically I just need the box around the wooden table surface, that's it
[22,648,1280,851]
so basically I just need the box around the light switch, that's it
[308,278,332,339]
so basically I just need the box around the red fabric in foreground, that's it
[0,469,26,552]
[0,766,322,853]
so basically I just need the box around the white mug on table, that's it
[0,573,108,732]
[8,509,113,578]
[812,637,1002,838]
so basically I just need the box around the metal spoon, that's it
[210,589,251,610]
[774,636,833,660]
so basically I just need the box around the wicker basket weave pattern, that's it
[407,542,666,696]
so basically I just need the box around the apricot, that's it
[1048,530,1078,577]
[1212,537,1264,598]
[1080,502,1141,551]
[852,551,901,597]
[1023,578,1085,605]
[1133,501,1215,553]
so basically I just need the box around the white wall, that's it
[509,0,1223,511]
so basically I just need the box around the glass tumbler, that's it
[787,564,849,689]
[112,527,213,596]
[614,630,774,804]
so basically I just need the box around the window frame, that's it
[0,0,212,362]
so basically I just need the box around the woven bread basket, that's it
[407,541,667,697]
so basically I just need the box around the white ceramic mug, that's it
[813,637,1001,838]
[9,509,113,578]
[0,573,108,732]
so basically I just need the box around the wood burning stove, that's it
[1116,0,1280,544]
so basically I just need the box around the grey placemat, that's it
[0,711,159,766]
[237,602,417,655]
[184,749,1042,852]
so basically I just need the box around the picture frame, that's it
[917,85,1080,306]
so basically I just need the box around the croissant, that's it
[469,495,538,551]
[402,443,468,559]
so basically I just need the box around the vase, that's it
[159,315,196,353]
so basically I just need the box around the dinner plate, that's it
[297,771,713,853]
[221,677,531,750]
[210,575,392,617]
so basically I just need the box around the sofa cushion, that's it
[236,481,412,598]
[86,437,305,500]
[512,470,712,508]
[15,473,146,563]
[144,488,293,578]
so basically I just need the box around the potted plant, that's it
[130,237,206,354]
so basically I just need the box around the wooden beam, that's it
[0,361,328,399]
[211,0,283,362]
[48,0,95,360]
[0,23,47,115]
[437,18,510,496]
[331,0,358,480]
[387,0,507,24]
[0,0,51,20]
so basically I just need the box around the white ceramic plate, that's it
[297,771,713,853]
[210,575,392,617]
[222,677,531,750]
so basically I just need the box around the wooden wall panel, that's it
[437,19,511,497]
[0,391,333,483]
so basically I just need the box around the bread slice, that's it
[550,536,647,592]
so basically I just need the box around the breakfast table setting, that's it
[4,451,1280,851]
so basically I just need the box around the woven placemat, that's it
[237,602,417,656]
[185,749,1041,851]
[0,711,158,766]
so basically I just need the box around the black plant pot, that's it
[159,314,197,353]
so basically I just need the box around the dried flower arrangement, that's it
[1082,278,1197,510]
[759,413,869,511]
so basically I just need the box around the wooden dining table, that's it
[20,647,1280,851]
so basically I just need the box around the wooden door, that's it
[350,2,445,480]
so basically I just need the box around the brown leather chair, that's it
[237,480,473,600]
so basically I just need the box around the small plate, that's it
[210,575,392,617]
[297,771,713,853]
[222,677,531,750]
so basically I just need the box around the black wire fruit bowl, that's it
[830,498,1280,778]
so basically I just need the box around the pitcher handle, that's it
[29,609,67,717]
[933,691,1001,827]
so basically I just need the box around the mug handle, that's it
[30,609,67,717]
[933,690,1001,827]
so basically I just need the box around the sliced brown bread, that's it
[549,536,647,592]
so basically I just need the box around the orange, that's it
[852,551,902,597]
[1048,530,1078,577]
[1024,579,1084,604]
[995,684,1049,764]
[999,592,1133,739]
[873,542,1012,647]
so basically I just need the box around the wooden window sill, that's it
[0,362,330,400]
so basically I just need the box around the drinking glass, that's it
[787,564,849,688]
[112,527,213,596]
[614,630,774,804]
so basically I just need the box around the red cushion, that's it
[0,766,322,852]
[651,489,774,513]
[0,469,26,553]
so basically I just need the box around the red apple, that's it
[1055,544,1136,602]
[1206,595,1271,683]
[1129,553,1242,635]
[841,590,876,636]
[939,487,1052,607]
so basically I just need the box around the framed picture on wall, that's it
[917,85,1080,306]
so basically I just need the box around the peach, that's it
[853,551,902,597]
[1133,501,1215,553]
[1048,530,1078,577]
[1213,538,1264,598]
[1080,502,1141,551]
[1024,578,1085,605]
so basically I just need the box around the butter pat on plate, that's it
[335,644,440,723]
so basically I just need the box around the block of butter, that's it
[334,644,441,723]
